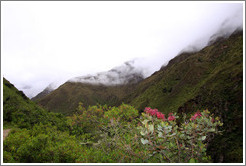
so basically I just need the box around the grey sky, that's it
[1,1,244,97]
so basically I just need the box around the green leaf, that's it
[189,158,196,163]
[201,136,206,141]
[166,126,172,130]
[157,125,163,131]
[180,134,185,139]
[140,130,147,136]
[207,128,215,132]
[142,119,149,125]
[141,138,149,145]
[149,124,154,133]
[158,132,163,138]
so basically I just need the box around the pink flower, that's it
[144,107,166,121]
[190,111,202,121]
[168,115,175,121]
[144,107,151,113]
[190,116,196,121]
[145,107,158,116]
[167,112,175,121]
[149,109,156,116]
[168,113,173,116]
[156,112,166,120]
[194,111,202,118]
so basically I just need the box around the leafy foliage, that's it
[4,98,222,163]
[3,78,69,131]
[138,107,223,162]
[3,124,84,163]
[104,104,139,122]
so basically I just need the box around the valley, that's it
[3,30,243,163]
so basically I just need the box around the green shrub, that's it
[3,124,84,163]
[3,103,225,163]
[68,103,105,142]
[138,107,223,163]
[104,103,139,122]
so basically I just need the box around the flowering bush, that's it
[138,107,223,163]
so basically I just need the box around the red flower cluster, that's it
[144,107,166,121]
[157,112,165,120]
[190,111,202,121]
[144,107,176,121]
[168,113,176,121]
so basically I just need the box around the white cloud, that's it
[1,1,243,97]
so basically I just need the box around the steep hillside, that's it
[3,78,67,130]
[31,83,56,101]
[127,30,243,162]
[35,61,144,114]
[128,31,242,113]
[36,82,140,115]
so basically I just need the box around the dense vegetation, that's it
[3,78,67,130]
[3,79,222,163]
[3,30,243,163]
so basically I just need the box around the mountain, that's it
[128,30,242,113]
[31,82,57,101]
[34,61,144,114]
[34,30,243,162]
[69,61,144,85]
[3,77,67,129]
[126,30,243,162]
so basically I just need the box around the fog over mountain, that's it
[69,61,144,85]
[2,2,243,98]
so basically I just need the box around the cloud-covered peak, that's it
[207,15,243,46]
[68,61,144,85]
[176,8,243,56]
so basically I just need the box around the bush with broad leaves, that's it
[138,107,223,163]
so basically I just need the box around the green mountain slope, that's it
[128,31,242,113]
[31,86,53,101]
[3,78,68,130]
[36,82,139,115]
[127,30,243,162]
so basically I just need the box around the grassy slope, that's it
[128,31,243,162]
[3,78,67,130]
[36,82,138,115]
[128,31,242,113]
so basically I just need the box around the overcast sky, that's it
[1,1,244,98]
